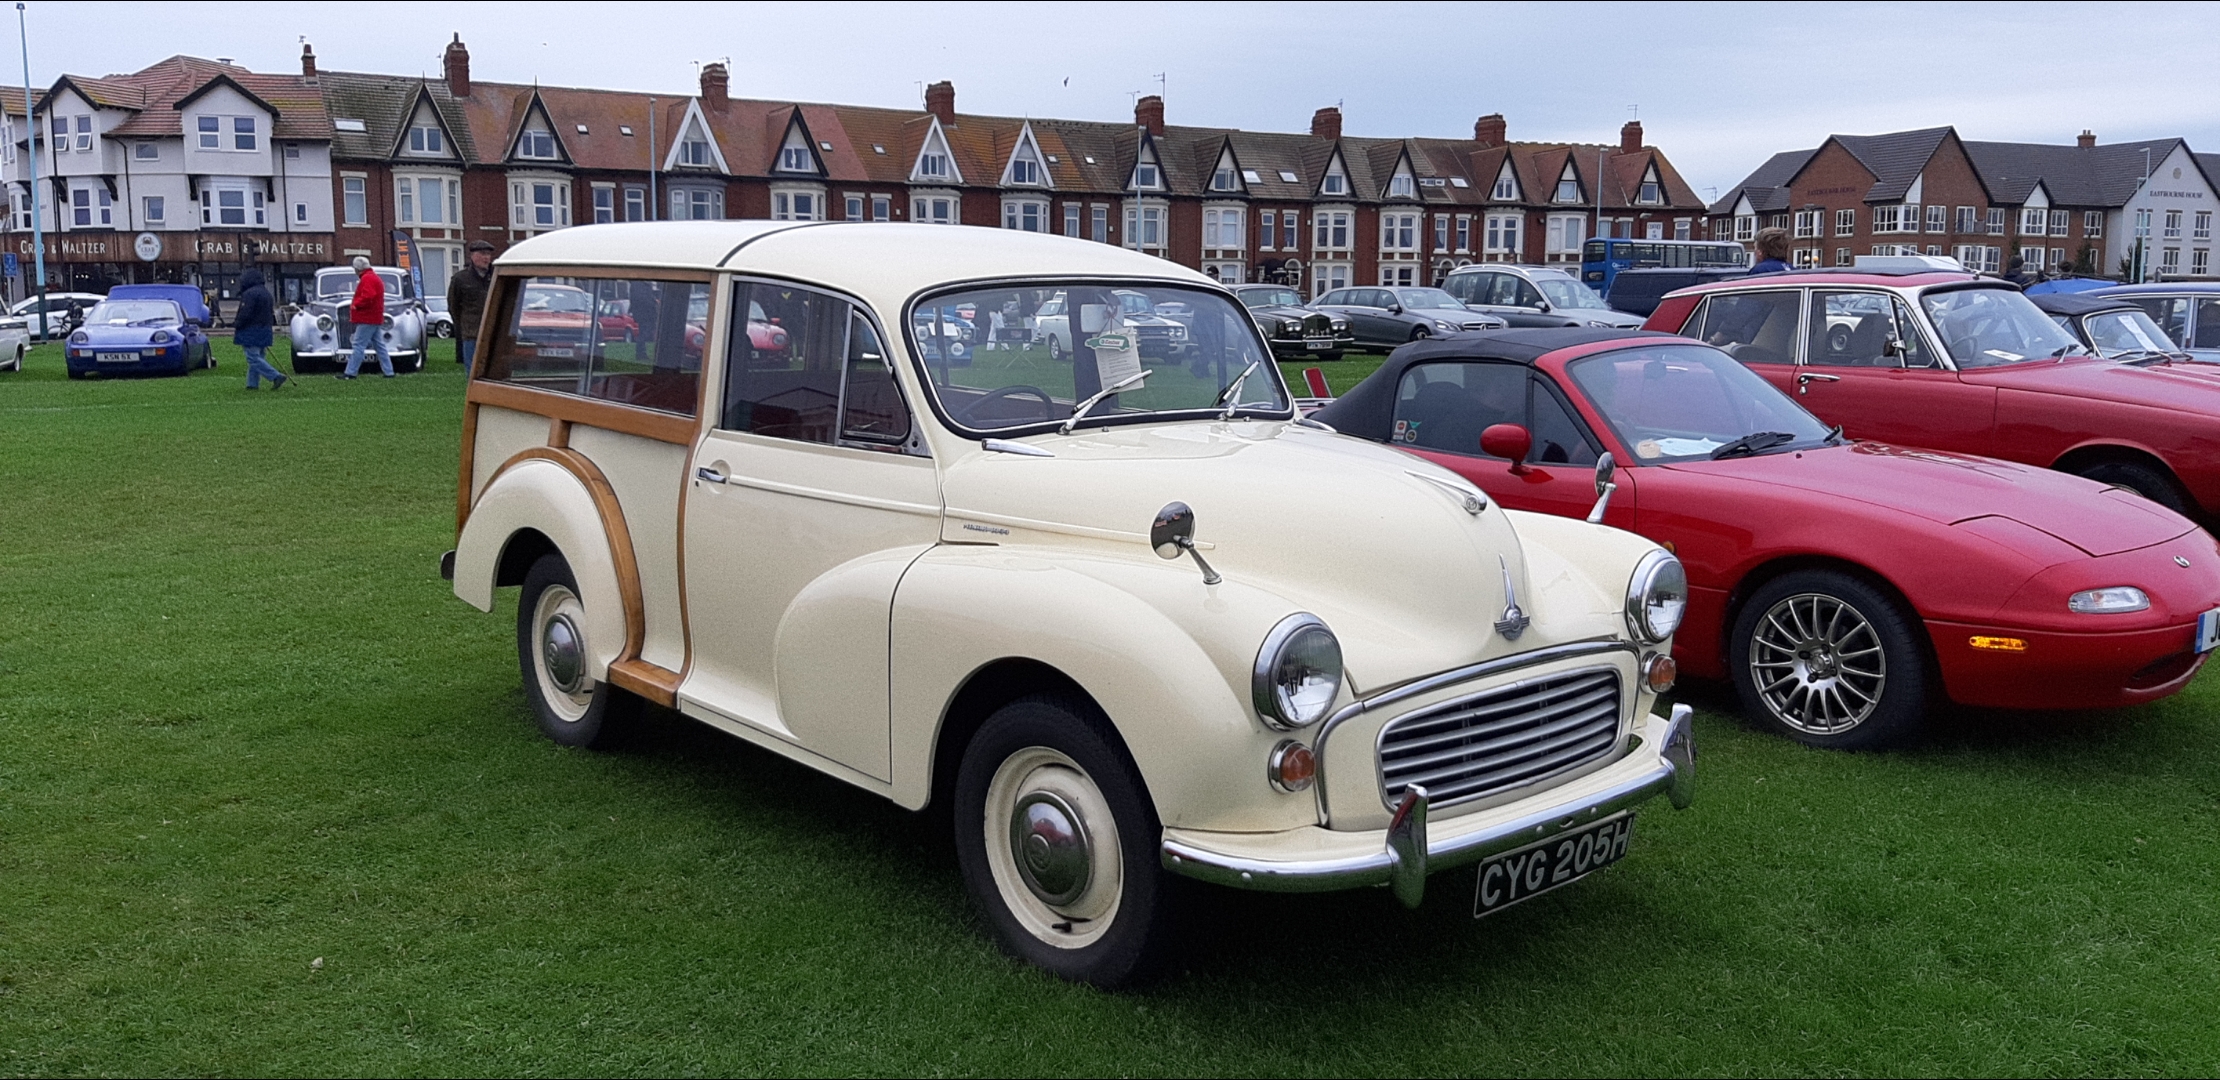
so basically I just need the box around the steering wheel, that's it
[954,384,1057,425]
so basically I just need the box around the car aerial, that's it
[2028,292,2195,363]
[61,292,214,379]
[1642,265,2220,521]
[445,221,1697,986]
[9,291,108,341]
[1440,264,1646,329]
[425,296,455,339]
[2091,282,2220,363]
[1312,286,1505,349]
[286,265,430,373]
[1227,284,1354,361]
[1314,329,2220,748]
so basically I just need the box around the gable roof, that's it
[1965,137,2193,206]
[42,57,331,140]
[1827,126,1953,202]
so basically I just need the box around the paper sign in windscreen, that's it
[1086,324,1145,388]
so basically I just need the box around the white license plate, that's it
[1305,338,1334,349]
[96,352,139,362]
[2197,608,2220,653]
[537,347,576,359]
[1474,812,1633,917]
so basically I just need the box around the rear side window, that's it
[1391,361,1597,465]
[721,282,915,451]
[1694,291,1802,365]
[478,276,708,416]
[2126,297,2190,346]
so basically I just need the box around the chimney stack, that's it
[443,34,471,98]
[2077,129,2096,148]
[1310,106,1341,140]
[700,62,729,113]
[1135,94,1164,136]
[924,80,955,125]
[1473,113,1506,149]
[300,42,317,78]
[1620,120,1643,154]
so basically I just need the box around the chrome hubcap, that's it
[1749,593,1886,734]
[1009,791,1092,906]
[542,613,584,694]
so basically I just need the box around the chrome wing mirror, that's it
[1586,452,1617,524]
[1151,501,1222,585]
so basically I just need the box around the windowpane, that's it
[1392,362,1525,453]
[1694,291,1802,365]
[480,277,705,416]
[722,283,849,443]
[840,311,912,448]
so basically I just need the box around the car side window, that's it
[2129,297,2190,345]
[1483,273,1520,307]
[1528,379,1599,465]
[839,312,915,450]
[1391,361,1525,455]
[723,283,849,443]
[1443,275,1479,305]
[1509,277,1545,309]
[2194,299,2220,349]
[1695,291,1802,366]
[1318,290,1347,306]
[1807,291,1896,367]
[479,276,707,416]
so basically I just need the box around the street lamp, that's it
[17,2,47,338]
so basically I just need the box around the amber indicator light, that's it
[1969,635,2028,652]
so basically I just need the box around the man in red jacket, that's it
[339,255,394,379]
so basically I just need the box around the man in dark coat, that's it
[234,268,286,389]
[448,239,495,368]
[340,255,393,378]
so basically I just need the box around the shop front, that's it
[4,231,339,317]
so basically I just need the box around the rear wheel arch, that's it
[494,527,558,588]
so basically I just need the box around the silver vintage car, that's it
[287,266,430,373]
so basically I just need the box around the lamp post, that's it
[17,2,46,338]
[2136,146,2152,284]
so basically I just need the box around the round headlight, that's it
[2069,586,2149,614]
[316,314,333,331]
[68,331,88,345]
[1253,613,1343,729]
[1626,550,1688,644]
[150,330,173,344]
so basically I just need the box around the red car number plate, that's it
[1474,813,1633,917]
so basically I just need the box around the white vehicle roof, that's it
[499,222,1219,300]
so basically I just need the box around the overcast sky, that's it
[21,1,2220,199]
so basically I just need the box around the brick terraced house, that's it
[1714,126,2219,280]
[7,37,1709,303]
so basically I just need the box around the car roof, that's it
[501,221,1217,301]
[1311,328,1674,440]
[2094,281,2220,295]
[2028,292,2139,316]
[1682,269,1979,289]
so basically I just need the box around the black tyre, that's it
[1047,335,1066,362]
[66,368,86,380]
[1315,350,1343,363]
[1408,325,1432,342]
[2074,460,2190,516]
[953,694,1175,988]
[515,553,637,749]
[1729,569,1928,750]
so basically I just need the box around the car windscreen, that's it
[1397,288,1465,310]
[1533,275,1612,310]
[84,300,181,326]
[1566,343,1832,462]
[316,270,403,300]
[2083,308,2178,358]
[1921,287,2085,368]
[1240,288,1302,309]
[911,282,1288,434]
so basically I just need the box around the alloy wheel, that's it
[1748,592,1886,734]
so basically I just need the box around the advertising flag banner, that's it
[391,230,425,299]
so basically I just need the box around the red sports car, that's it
[1314,329,2220,748]
[1643,268,2220,522]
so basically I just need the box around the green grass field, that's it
[4,339,2220,1074]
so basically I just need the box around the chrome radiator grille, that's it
[1377,667,1622,807]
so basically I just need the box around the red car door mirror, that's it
[1481,423,1533,473]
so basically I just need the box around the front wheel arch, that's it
[2052,445,2195,517]
[928,657,1097,816]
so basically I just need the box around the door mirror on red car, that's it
[1480,423,1533,473]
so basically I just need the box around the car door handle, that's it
[1795,372,1841,395]
[695,466,727,484]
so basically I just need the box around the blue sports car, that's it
[64,290,213,379]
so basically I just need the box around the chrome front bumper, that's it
[1161,704,1694,908]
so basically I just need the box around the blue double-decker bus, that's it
[1581,238,1747,295]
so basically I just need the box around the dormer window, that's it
[920,152,949,178]
[1322,172,1346,196]
[518,129,557,159]
[1010,158,1039,185]
[1389,174,1414,198]
[1135,163,1160,189]
[1554,166,1580,203]
[1212,166,1236,191]
[408,125,443,154]
[680,137,711,167]
[779,145,812,171]
[1492,172,1515,200]
[1639,180,1661,204]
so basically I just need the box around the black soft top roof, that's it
[2027,291,2139,317]
[1311,328,1677,442]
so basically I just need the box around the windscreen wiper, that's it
[1060,369,1149,435]
[1710,431,1799,460]
[1216,361,1260,420]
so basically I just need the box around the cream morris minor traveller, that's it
[442,221,1698,986]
